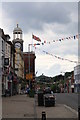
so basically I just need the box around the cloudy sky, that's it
[0,0,79,77]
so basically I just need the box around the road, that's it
[55,93,78,111]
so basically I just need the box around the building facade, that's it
[6,41,17,96]
[12,24,24,94]
[0,29,11,96]
[0,28,5,95]
[23,52,36,89]
[74,65,80,93]
[0,29,3,96]
[0,28,16,96]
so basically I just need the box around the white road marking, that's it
[64,104,78,116]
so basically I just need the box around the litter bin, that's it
[38,91,44,106]
[29,89,35,97]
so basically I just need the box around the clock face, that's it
[15,42,21,48]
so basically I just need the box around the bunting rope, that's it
[31,34,79,64]
[33,46,78,64]
[32,34,79,45]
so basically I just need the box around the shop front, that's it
[12,74,18,95]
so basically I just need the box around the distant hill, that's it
[36,71,74,83]
[36,74,52,83]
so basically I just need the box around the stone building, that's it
[12,24,24,94]
[0,28,16,96]
[0,28,11,96]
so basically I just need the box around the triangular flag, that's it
[42,43,44,45]
[44,41,46,43]
[76,35,78,39]
[74,36,75,39]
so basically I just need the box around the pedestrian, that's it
[26,84,30,96]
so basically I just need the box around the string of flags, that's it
[33,46,78,64]
[31,34,79,63]
[32,34,79,45]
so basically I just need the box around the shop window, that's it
[2,41,4,51]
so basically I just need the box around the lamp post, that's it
[28,43,39,89]
[28,44,31,89]
[34,71,38,119]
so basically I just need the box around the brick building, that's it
[23,52,36,88]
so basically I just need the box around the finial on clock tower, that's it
[17,23,18,28]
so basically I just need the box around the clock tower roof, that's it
[13,24,22,33]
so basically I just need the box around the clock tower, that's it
[13,24,23,51]
[12,24,24,94]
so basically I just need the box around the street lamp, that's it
[28,43,40,89]
[28,44,31,89]
[35,71,38,89]
[34,71,38,119]
[28,44,36,89]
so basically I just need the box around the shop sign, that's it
[26,73,33,80]
[4,58,9,66]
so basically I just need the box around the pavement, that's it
[2,94,78,119]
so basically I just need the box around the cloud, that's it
[35,53,77,76]
[1,2,78,76]
[23,24,78,76]
[2,2,78,33]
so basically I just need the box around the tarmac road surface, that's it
[55,93,78,111]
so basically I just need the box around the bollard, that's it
[42,111,46,120]
[78,106,80,120]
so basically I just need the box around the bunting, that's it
[43,34,78,44]
[32,33,79,45]
[33,46,78,64]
